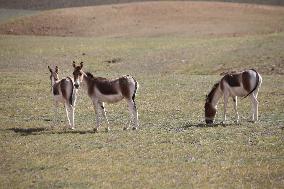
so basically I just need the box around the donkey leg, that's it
[250,94,259,122]
[70,105,75,130]
[124,100,133,130]
[222,94,228,124]
[126,99,138,130]
[52,101,59,129]
[98,101,110,132]
[233,96,239,124]
[132,100,139,129]
[93,100,101,132]
[65,103,73,129]
[254,93,259,121]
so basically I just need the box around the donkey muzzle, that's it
[205,119,213,124]
[74,83,80,89]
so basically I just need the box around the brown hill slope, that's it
[0,1,284,37]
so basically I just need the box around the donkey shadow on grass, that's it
[6,121,243,136]
[7,127,95,136]
[181,121,238,130]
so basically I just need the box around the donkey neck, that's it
[210,85,223,107]
[51,76,59,86]
[82,73,93,90]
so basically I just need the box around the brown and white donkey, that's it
[205,69,262,124]
[48,66,77,129]
[72,61,139,131]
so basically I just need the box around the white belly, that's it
[97,93,124,103]
[228,86,248,97]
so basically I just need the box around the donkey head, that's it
[204,83,219,124]
[72,61,84,89]
[48,65,59,81]
[204,99,217,124]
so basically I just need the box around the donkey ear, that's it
[48,66,52,73]
[80,62,83,68]
[72,62,76,68]
[55,66,59,73]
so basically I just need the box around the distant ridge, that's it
[0,0,283,10]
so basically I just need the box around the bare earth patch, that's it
[0,1,284,37]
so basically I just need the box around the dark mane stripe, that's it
[207,82,219,103]
[85,72,95,79]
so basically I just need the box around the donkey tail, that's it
[243,69,260,99]
[132,77,139,102]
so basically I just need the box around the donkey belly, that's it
[97,93,124,103]
[229,86,248,97]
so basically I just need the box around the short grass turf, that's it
[0,33,283,188]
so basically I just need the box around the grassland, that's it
[0,32,283,188]
[0,1,284,188]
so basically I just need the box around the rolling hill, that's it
[0,1,284,38]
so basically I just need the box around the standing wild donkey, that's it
[205,69,262,124]
[48,66,77,129]
[72,61,139,131]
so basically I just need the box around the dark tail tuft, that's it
[132,77,138,107]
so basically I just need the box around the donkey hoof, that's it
[93,128,98,133]
[132,127,137,130]
[123,127,129,131]
[105,128,110,132]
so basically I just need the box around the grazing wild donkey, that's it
[205,69,262,124]
[48,66,77,129]
[72,61,139,131]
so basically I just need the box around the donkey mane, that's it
[85,72,95,79]
[206,82,220,103]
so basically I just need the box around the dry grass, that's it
[0,32,283,188]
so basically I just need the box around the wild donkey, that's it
[205,69,262,124]
[72,61,139,131]
[48,66,77,129]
